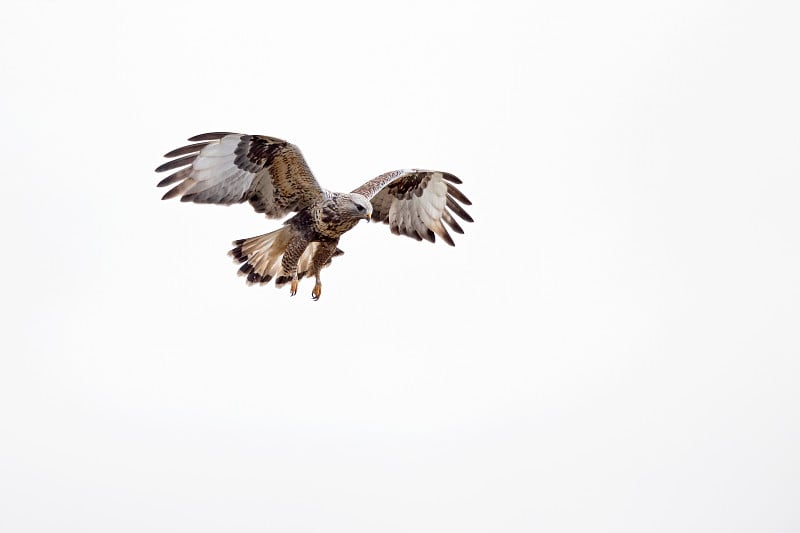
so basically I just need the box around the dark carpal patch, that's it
[387,173,431,200]
[234,136,284,173]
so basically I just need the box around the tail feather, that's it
[228,227,294,286]
[228,228,344,288]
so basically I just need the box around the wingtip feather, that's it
[446,183,472,206]
[161,188,180,200]
[188,132,235,142]
[163,142,210,158]
[441,172,463,184]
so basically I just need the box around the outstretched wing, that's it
[352,169,473,246]
[155,132,324,218]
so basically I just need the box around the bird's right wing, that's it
[155,132,325,218]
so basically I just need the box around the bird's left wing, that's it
[352,169,473,246]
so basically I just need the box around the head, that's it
[346,193,373,222]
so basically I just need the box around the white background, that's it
[2,1,799,531]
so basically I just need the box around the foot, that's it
[312,282,322,301]
[290,279,298,296]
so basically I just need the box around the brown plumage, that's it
[155,132,473,300]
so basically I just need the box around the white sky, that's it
[2,1,799,531]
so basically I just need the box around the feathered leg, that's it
[309,240,340,301]
[275,236,309,296]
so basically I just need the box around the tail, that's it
[229,228,344,287]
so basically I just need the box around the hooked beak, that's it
[364,212,371,222]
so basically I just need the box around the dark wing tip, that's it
[155,153,196,173]
[446,183,472,206]
[161,187,183,201]
[443,215,464,234]
[188,132,235,142]
[154,161,174,173]
[163,142,210,158]
[157,173,178,188]
[440,227,455,246]
[446,197,474,223]
[441,172,463,184]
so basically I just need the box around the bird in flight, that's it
[156,132,473,300]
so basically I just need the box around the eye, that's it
[355,204,365,212]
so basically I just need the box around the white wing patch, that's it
[177,135,256,203]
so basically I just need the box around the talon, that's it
[312,282,322,301]
[290,279,298,296]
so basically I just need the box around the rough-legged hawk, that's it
[156,132,473,300]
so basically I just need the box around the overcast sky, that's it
[2,1,799,532]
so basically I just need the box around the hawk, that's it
[155,132,473,300]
